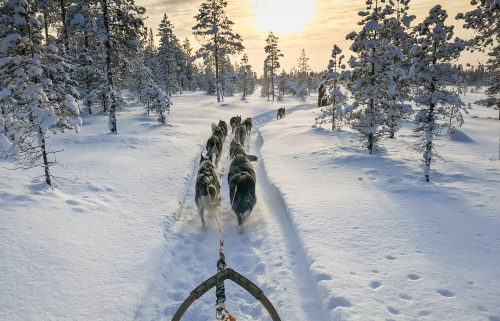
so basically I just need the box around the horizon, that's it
[138,0,489,76]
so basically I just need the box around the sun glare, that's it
[252,0,316,34]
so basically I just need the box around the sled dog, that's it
[217,120,228,138]
[242,118,252,136]
[206,135,222,167]
[229,139,258,161]
[234,124,246,147]
[212,126,226,143]
[195,154,221,228]
[230,115,241,134]
[277,107,285,119]
[228,150,256,226]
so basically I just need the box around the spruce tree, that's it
[408,5,466,182]
[457,0,500,119]
[317,45,349,130]
[237,53,254,100]
[192,0,244,102]
[297,49,310,89]
[157,14,180,97]
[345,0,404,153]
[96,0,146,134]
[0,0,82,187]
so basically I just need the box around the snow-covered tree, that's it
[74,48,104,114]
[408,5,466,182]
[237,53,255,100]
[346,0,404,153]
[95,0,146,133]
[316,45,349,130]
[0,0,82,188]
[157,14,180,96]
[457,0,500,119]
[297,49,310,89]
[192,0,244,102]
[182,38,196,91]
[263,31,283,101]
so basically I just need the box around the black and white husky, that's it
[228,141,257,226]
[195,154,221,228]
[206,135,222,167]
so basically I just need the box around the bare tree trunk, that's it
[40,131,52,188]
[59,0,69,53]
[43,12,49,44]
[103,0,116,134]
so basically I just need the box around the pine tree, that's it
[345,0,404,154]
[0,0,82,187]
[457,0,500,119]
[182,38,196,91]
[297,49,310,89]
[237,53,255,100]
[316,45,349,130]
[263,31,283,101]
[96,0,146,133]
[408,5,466,182]
[157,14,180,97]
[193,0,244,102]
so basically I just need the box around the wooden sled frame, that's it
[172,268,281,321]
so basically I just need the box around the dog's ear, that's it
[207,153,213,162]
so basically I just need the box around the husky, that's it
[230,139,258,161]
[195,154,221,228]
[277,107,286,119]
[234,124,246,147]
[217,120,228,138]
[242,118,252,136]
[277,107,285,119]
[230,115,241,134]
[212,126,226,143]
[228,151,256,226]
[206,135,222,167]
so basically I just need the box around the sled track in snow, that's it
[135,103,323,321]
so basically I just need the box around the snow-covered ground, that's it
[1,89,499,321]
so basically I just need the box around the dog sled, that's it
[172,246,281,321]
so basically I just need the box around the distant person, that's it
[318,84,325,107]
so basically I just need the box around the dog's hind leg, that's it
[198,205,206,228]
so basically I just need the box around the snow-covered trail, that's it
[134,101,324,321]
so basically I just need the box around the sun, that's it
[252,0,316,34]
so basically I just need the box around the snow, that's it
[1,34,21,51]
[70,13,85,26]
[34,106,59,133]
[364,20,379,32]
[0,133,13,157]
[1,89,499,321]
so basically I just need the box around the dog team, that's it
[195,108,285,229]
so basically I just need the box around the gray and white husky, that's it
[195,154,221,228]
[242,118,252,136]
[206,135,222,167]
[229,139,258,162]
[228,142,257,226]
[234,124,247,147]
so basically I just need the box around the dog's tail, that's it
[207,184,217,203]
[246,155,258,161]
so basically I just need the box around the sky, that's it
[137,0,489,76]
